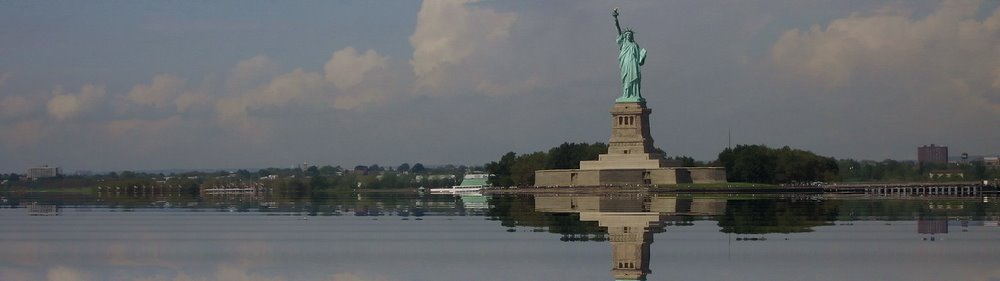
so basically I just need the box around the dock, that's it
[824,182,989,196]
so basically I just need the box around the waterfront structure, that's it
[430,173,489,193]
[27,165,60,179]
[928,169,964,179]
[918,144,948,165]
[533,9,725,187]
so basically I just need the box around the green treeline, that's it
[837,159,1000,182]
[2,163,474,196]
[717,145,840,184]
[486,142,607,186]
[228,164,467,193]
[719,145,999,183]
[487,142,1000,185]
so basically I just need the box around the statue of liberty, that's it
[613,8,647,103]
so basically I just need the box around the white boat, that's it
[430,173,491,193]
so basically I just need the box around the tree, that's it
[411,163,426,174]
[305,166,320,177]
[397,163,410,173]
[235,169,252,180]
[319,165,338,175]
[545,142,606,169]
[717,144,838,184]
[511,152,548,186]
[666,155,698,167]
[486,152,517,186]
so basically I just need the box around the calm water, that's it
[3,192,999,281]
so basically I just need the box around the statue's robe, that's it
[617,33,646,101]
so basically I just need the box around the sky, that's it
[1,0,999,173]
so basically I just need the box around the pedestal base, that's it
[534,167,727,187]
[579,153,666,170]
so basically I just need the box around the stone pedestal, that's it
[580,102,665,169]
[532,100,729,187]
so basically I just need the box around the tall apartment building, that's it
[27,165,61,179]
[917,144,949,165]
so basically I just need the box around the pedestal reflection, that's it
[534,195,726,281]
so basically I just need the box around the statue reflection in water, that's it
[534,195,726,281]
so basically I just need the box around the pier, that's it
[97,184,189,198]
[200,182,270,199]
[824,183,989,197]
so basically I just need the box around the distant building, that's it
[985,156,1000,167]
[27,165,60,179]
[918,144,948,165]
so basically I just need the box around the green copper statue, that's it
[613,8,647,103]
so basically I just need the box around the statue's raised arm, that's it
[612,8,622,35]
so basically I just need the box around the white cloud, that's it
[132,274,199,281]
[213,265,284,281]
[0,95,34,118]
[105,116,182,137]
[214,68,327,132]
[127,74,185,108]
[410,0,517,93]
[329,273,390,281]
[226,55,278,94]
[994,66,1000,89]
[769,0,1000,112]
[243,69,327,110]
[46,84,105,121]
[127,74,211,112]
[46,266,89,281]
[325,47,388,90]
[175,91,212,112]
[324,47,404,110]
[215,46,399,121]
